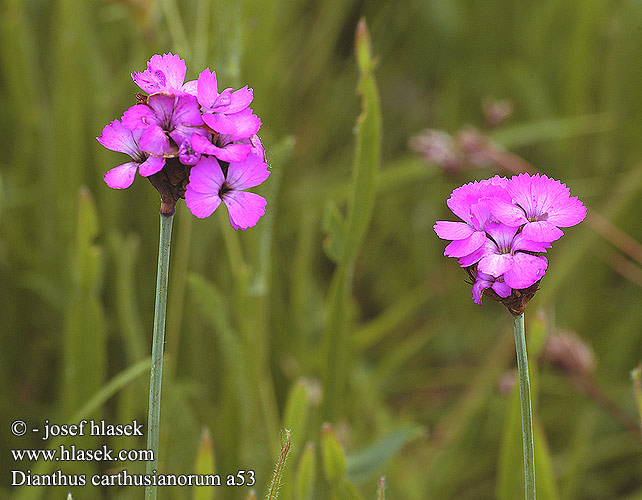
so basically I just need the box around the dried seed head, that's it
[408,129,464,174]
[543,331,596,378]
[497,369,517,396]
[482,98,514,128]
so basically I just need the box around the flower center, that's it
[219,182,232,198]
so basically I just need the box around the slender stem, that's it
[512,313,536,500]
[145,212,175,500]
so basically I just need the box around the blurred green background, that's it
[2,0,642,499]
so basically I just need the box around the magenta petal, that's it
[458,245,488,267]
[215,86,253,114]
[226,153,270,190]
[445,177,508,222]
[139,126,171,156]
[223,190,267,230]
[148,53,186,89]
[444,231,487,258]
[202,112,237,135]
[181,80,198,95]
[513,233,550,253]
[191,134,252,162]
[146,93,176,124]
[104,162,138,189]
[122,104,156,130]
[190,133,213,153]
[185,190,222,218]
[434,221,475,240]
[478,253,514,277]
[228,109,261,140]
[446,187,476,222]
[248,135,266,161]
[132,53,186,93]
[521,221,564,242]
[196,69,220,109]
[472,280,489,304]
[548,196,586,227]
[232,109,261,139]
[191,133,214,154]
[187,156,225,193]
[138,155,165,177]
[492,281,512,298]
[97,120,141,156]
[503,253,547,289]
[172,93,203,127]
[505,173,537,214]
[214,144,252,162]
[488,197,527,227]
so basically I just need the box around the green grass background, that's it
[2,0,642,499]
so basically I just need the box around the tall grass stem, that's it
[145,211,175,500]
[512,312,536,500]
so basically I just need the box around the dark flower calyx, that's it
[466,266,540,315]
[147,157,190,216]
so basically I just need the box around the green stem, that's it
[145,211,175,500]
[512,313,536,500]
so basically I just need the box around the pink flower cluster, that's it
[434,174,586,305]
[97,53,269,229]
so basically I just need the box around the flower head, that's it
[98,53,269,224]
[435,173,585,312]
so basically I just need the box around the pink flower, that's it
[489,173,586,242]
[97,120,165,189]
[99,52,269,224]
[132,53,195,95]
[185,153,270,229]
[434,172,584,309]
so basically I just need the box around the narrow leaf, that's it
[343,18,381,263]
[194,427,216,500]
[346,427,424,483]
[295,443,317,500]
[331,479,366,500]
[322,424,347,483]
[62,187,105,415]
[322,200,346,263]
[283,379,311,460]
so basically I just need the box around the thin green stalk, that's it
[512,313,536,500]
[145,212,175,500]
